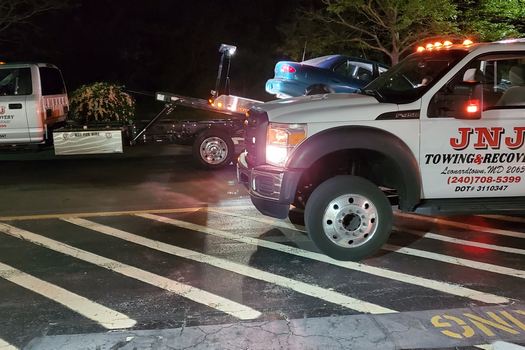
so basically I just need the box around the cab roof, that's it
[0,62,59,69]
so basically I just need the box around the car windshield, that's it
[363,49,469,104]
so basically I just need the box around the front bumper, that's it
[237,151,301,219]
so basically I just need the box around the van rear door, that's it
[0,66,32,143]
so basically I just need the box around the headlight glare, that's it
[266,123,307,166]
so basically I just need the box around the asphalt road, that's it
[0,145,524,350]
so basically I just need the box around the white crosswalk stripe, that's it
[0,261,136,330]
[207,208,307,233]
[137,213,508,304]
[64,218,394,314]
[0,223,261,320]
[395,212,525,239]
[395,227,525,256]
[382,244,525,279]
[480,214,525,224]
[0,338,18,350]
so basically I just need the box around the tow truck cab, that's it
[0,63,68,144]
[238,39,525,261]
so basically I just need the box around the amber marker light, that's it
[463,39,474,46]
[443,40,453,47]
[417,46,425,52]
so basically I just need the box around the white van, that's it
[0,63,68,144]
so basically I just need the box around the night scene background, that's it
[3,0,304,107]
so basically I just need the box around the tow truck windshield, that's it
[363,49,469,104]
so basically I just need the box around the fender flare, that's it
[287,126,422,210]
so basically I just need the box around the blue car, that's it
[265,55,389,99]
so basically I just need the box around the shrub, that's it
[69,82,135,124]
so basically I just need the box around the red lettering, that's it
[505,127,525,150]
[473,127,503,149]
[450,128,473,150]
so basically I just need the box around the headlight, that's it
[266,123,307,166]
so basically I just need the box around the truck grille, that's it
[245,108,268,166]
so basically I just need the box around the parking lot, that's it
[0,146,524,350]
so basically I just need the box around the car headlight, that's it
[266,123,307,166]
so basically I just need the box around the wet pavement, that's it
[0,145,524,350]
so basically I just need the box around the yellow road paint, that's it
[431,309,525,339]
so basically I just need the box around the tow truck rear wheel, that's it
[193,129,234,169]
[305,175,392,261]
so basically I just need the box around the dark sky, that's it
[6,0,301,101]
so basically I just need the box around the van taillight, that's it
[280,64,296,73]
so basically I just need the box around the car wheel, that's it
[305,84,334,95]
[192,129,234,169]
[305,175,393,261]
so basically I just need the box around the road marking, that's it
[395,227,525,256]
[480,215,525,224]
[64,218,394,314]
[0,205,254,222]
[0,338,18,350]
[137,213,508,304]
[207,208,307,233]
[0,223,260,320]
[395,212,525,239]
[209,209,525,255]
[383,244,525,279]
[209,209,525,256]
[0,261,136,330]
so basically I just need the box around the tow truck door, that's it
[0,66,31,143]
[419,53,525,199]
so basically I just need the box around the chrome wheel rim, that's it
[199,137,228,165]
[322,194,378,248]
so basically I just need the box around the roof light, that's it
[434,42,443,48]
[443,40,453,47]
[463,39,474,46]
[417,46,425,52]
[425,43,434,50]
[219,43,237,56]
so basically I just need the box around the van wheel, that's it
[305,175,392,261]
[192,129,234,169]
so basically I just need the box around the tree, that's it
[280,0,525,66]
[457,0,525,41]
[281,0,459,65]
[0,0,73,41]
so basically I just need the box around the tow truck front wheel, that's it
[193,129,234,169]
[305,175,392,261]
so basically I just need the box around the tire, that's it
[305,84,334,96]
[192,129,234,169]
[305,175,392,261]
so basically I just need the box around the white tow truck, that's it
[0,63,68,144]
[0,53,261,169]
[238,39,525,261]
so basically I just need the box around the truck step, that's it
[414,197,525,216]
